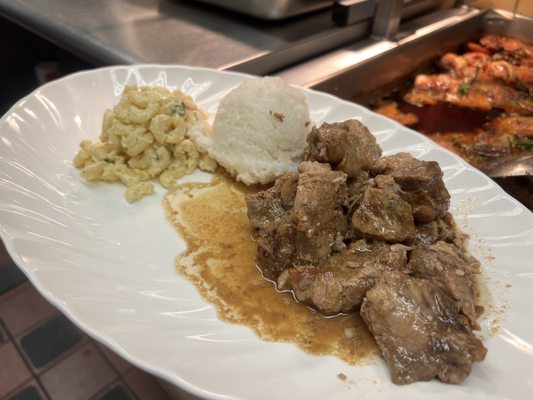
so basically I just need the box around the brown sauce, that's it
[164,173,378,365]
[396,100,501,135]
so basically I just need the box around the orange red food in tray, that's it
[376,34,533,170]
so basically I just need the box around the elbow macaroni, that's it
[73,86,217,202]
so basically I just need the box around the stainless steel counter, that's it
[0,0,266,68]
[0,0,375,75]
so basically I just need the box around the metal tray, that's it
[278,7,533,208]
[279,8,532,103]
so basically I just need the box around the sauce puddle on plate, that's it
[164,173,378,365]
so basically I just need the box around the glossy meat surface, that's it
[361,271,487,385]
[304,119,382,177]
[351,187,415,242]
[247,161,347,280]
[247,172,298,280]
[293,161,348,262]
[407,241,482,329]
[370,152,450,222]
[279,240,408,315]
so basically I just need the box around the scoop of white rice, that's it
[189,76,310,185]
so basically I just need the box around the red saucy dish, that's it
[375,34,533,171]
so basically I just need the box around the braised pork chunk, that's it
[370,152,450,222]
[279,240,408,315]
[361,271,487,385]
[293,162,348,263]
[246,119,485,385]
[351,187,415,243]
[247,172,298,280]
[407,241,482,329]
[304,119,382,177]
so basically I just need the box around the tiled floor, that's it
[0,241,175,400]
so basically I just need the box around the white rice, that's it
[189,76,310,185]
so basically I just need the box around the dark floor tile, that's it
[0,342,33,398]
[124,369,172,400]
[19,314,83,369]
[0,262,27,294]
[7,385,44,400]
[95,342,133,375]
[0,241,13,266]
[97,384,134,400]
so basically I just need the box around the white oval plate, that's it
[1,65,532,400]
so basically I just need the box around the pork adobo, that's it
[246,119,486,385]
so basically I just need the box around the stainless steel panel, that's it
[0,0,369,75]
[0,0,458,77]
[187,0,332,20]
[372,0,403,39]
[189,0,447,21]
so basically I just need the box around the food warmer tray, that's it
[277,6,532,208]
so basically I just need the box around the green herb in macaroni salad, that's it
[73,86,217,202]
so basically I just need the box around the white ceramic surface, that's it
[1,65,532,400]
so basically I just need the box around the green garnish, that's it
[458,83,469,95]
[494,49,526,64]
[172,102,186,116]
[458,67,479,95]
[517,138,533,151]
[509,135,533,152]
[509,49,526,60]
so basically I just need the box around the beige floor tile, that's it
[0,342,32,398]
[0,283,58,336]
[40,342,117,400]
